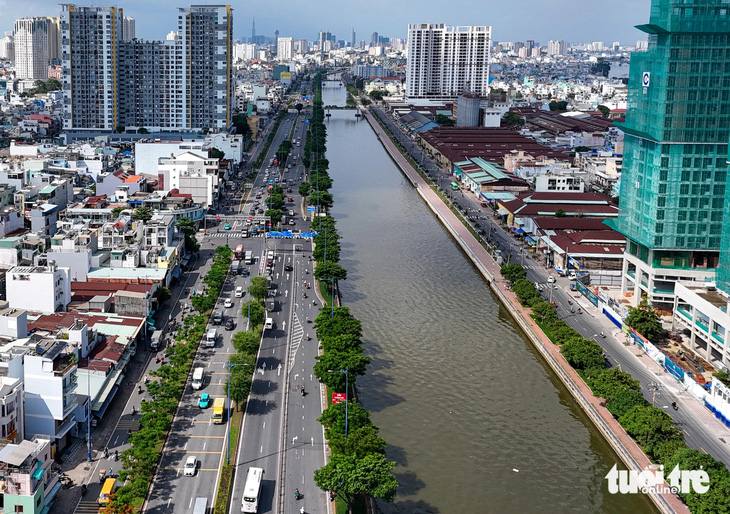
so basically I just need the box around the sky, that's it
[0,0,651,46]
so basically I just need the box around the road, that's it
[370,104,730,468]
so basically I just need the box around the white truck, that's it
[192,367,204,390]
[206,329,217,347]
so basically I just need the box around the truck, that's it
[206,329,217,347]
[245,250,254,265]
[234,244,244,259]
[192,367,204,390]
[212,397,225,424]
[231,260,240,274]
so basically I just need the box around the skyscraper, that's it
[13,18,50,80]
[406,24,491,102]
[122,16,135,41]
[251,17,255,44]
[351,26,356,48]
[61,5,123,130]
[277,36,293,60]
[62,4,233,132]
[613,0,730,309]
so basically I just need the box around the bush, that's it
[618,405,684,461]
[560,337,605,370]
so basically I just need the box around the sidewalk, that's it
[52,254,204,513]
[363,108,689,514]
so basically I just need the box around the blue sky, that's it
[0,0,651,46]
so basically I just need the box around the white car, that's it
[224,298,233,308]
[184,456,197,476]
[235,286,244,298]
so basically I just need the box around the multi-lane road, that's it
[142,100,327,513]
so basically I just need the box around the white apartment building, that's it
[547,40,568,57]
[157,151,219,206]
[122,15,135,41]
[277,36,293,60]
[13,18,49,80]
[0,377,24,444]
[6,263,72,314]
[0,35,14,61]
[406,24,491,102]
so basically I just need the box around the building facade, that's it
[406,24,491,101]
[62,4,233,132]
[613,0,730,309]
[277,36,293,60]
[13,18,50,80]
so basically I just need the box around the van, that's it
[192,367,204,390]
[264,318,273,330]
[267,299,276,312]
[245,251,254,265]
[193,497,208,514]
[98,478,118,505]
[150,333,162,352]
[231,260,240,274]
[212,310,223,325]
[206,329,217,347]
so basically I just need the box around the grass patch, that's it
[319,280,334,308]
[213,405,244,513]
[535,319,559,345]
[336,496,367,514]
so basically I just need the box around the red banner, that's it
[332,393,346,404]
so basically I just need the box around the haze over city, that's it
[0,0,650,44]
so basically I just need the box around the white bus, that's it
[241,467,264,513]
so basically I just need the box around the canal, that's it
[320,80,655,513]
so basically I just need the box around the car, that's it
[284,264,293,271]
[184,456,197,476]
[235,286,244,298]
[547,276,556,284]
[225,318,235,331]
[287,188,293,193]
[224,223,231,230]
[198,393,210,408]
[255,194,262,199]
[481,202,488,208]
[224,298,233,308]
[287,197,294,202]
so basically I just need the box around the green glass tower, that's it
[614,0,730,308]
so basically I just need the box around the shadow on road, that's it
[246,396,278,415]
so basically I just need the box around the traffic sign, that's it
[332,393,346,404]
[306,206,316,212]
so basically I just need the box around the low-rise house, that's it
[0,436,59,514]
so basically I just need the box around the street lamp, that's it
[225,362,250,465]
[85,358,109,462]
[327,369,349,438]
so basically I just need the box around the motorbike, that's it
[672,402,678,410]
[81,484,87,496]
[577,308,582,315]
[306,333,311,341]
[137,385,143,394]
[301,387,306,397]
[294,489,302,500]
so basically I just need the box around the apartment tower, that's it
[13,18,50,80]
[406,24,491,101]
[613,0,730,309]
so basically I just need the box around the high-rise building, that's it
[61,5,123,130]
[547,40,567,56]
[0,36,13,61]
[251,18,255,43]
[613,0,730,309]
[406,24,491,101]
[277,36,293,60]
[122,16,135,41]
[41,17,61,63]
[371,32,379,46]
[295,39,308,53]
[351,27,356,48]
[62,4,233,132]
[13,18,50,80]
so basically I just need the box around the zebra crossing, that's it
[288,314,304,373]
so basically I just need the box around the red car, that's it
[480,202,488,208]
[287,197,294,202]
[255,194,262,199]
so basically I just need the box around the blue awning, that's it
[516,228,525,235]
[525,236,535,244]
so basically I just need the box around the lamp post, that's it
[327,369,349,438]
[225,362,250,465]
[86,358,108,462]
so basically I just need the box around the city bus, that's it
[241,467,264,513]
[450,182,459,191]
[234,244,244,259]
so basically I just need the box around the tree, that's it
[227,354,255,409]
[138,127,150,134]
[360,98,371,106]
[232,330,261,356]
[299,182,312,197]
[111,206,126,218]
[560,337,605,369]
[555,209,566,217]
[314,261,347,281]
[605,389,649,419]
[597,105,610,118]
[314,350,370,389]
[328,424,387,458]
[266,208,283,225]
[249,276,268,302]
[315,307,362,340]
[209,147,225,160]
[132,206,153,222]
[308,190,334,209]
[368,90,385,101]
[549,100,568,111]
[624,297,663,342]
[435,114,455,127]
[512,278,541,307]
[241,300,265,327]
[115,125,126,134]
[295,103,304,113]
[501,263,526,283]
[502,111,525,127]
[532,301,556,322]
[619,405,684,460]
[318,401,372,440]
[314,453,398,511]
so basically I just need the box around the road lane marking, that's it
[168,450,222,454]
[701,447,708,454]
[163,467,221,472]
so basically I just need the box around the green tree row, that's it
[501,263,730,513]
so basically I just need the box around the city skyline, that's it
[0,0,651,47]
